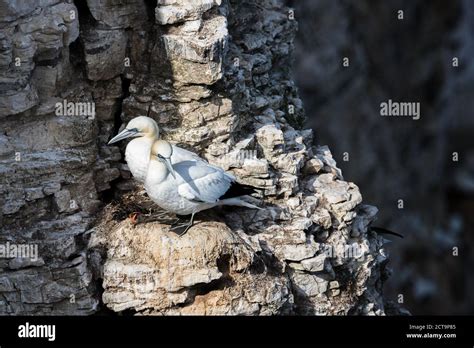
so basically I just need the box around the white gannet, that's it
[107,116,204,183]
[145,140,261,233]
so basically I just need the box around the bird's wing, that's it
[176,164,233,203]
[171,145,204,164]
[171,144,235,180]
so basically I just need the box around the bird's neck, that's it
[143,131,157,140]
[127,137,154,161]
[145,123,159,140]
[146,159,168,185]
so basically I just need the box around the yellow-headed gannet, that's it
[108,116,204,183]
[145,140,261,234]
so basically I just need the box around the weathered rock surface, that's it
[0,0,395,315]
[91,216,292,315]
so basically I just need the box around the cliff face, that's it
[1,0,393,315]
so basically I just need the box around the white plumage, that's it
[144,140,260,232]
[124,137,153,183]
[108,116,205,183]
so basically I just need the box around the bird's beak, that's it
[107,128,138,145]
[164,158,176,179]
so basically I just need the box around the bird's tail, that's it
[218,196,263,210]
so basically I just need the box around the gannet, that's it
[145,140,261,233]
[107,116,204,183]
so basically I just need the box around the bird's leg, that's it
[129,209,176,225]
[171,217,183,226]
[181,212,195,235]
[139,210,177,224]
[171,213,191,227]
[171,212,195,236]
[147,210,171,220]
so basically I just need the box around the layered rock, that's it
[0,0,394,315]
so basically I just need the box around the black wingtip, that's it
[371,226,404,238]
[219,182,260,200]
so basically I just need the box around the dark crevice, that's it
[250,251,282,276]
[193,275,234,298]
[92,278,119,316]
[68,37,85,73]
[216,254,231,276]
[97,75,131,204]
[114,75,131,133]
[69,0,92,79]
[145,0,158,23]
[118,308,138,316]
[175,254,234,308]
[98,177,124,204]
[73,0,97,27]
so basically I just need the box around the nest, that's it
[100,189,181,226]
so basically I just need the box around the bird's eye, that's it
[157,154,164,159]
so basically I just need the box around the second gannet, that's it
[107,116,204,183]
[145,140,261,234]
